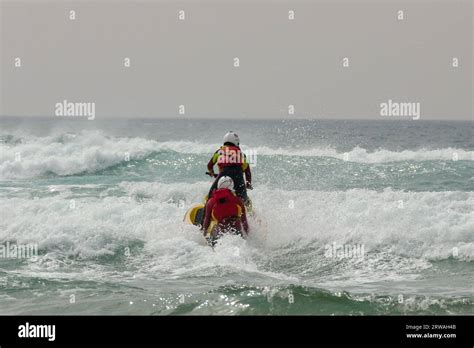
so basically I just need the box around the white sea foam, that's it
[1,182,472,263]
[0,131,159,179]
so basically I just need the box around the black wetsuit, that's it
[208,166,249,203]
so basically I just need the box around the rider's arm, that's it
[202,199,214,234]
[241,154,252,186]
[244,167,252,186]
[207,150,220,175]
[207,159,215,175]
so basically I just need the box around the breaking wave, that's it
[1,131,472,178]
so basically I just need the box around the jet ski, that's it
[183,197,252,247]
[184,173,253,246]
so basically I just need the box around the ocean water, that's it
[0,117,472,315]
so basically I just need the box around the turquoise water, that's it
[0,117,472,314]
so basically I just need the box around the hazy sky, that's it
[0,0,472,120]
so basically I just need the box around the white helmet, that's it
[217,176,234,190]
[223,131,240,146]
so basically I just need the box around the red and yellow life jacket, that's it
[211,188,243,222]
[213,145,248,170]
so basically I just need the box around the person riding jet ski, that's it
[206,131,252,205]
[202,176,249,241]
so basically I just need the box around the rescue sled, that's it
[183,198,252,246]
